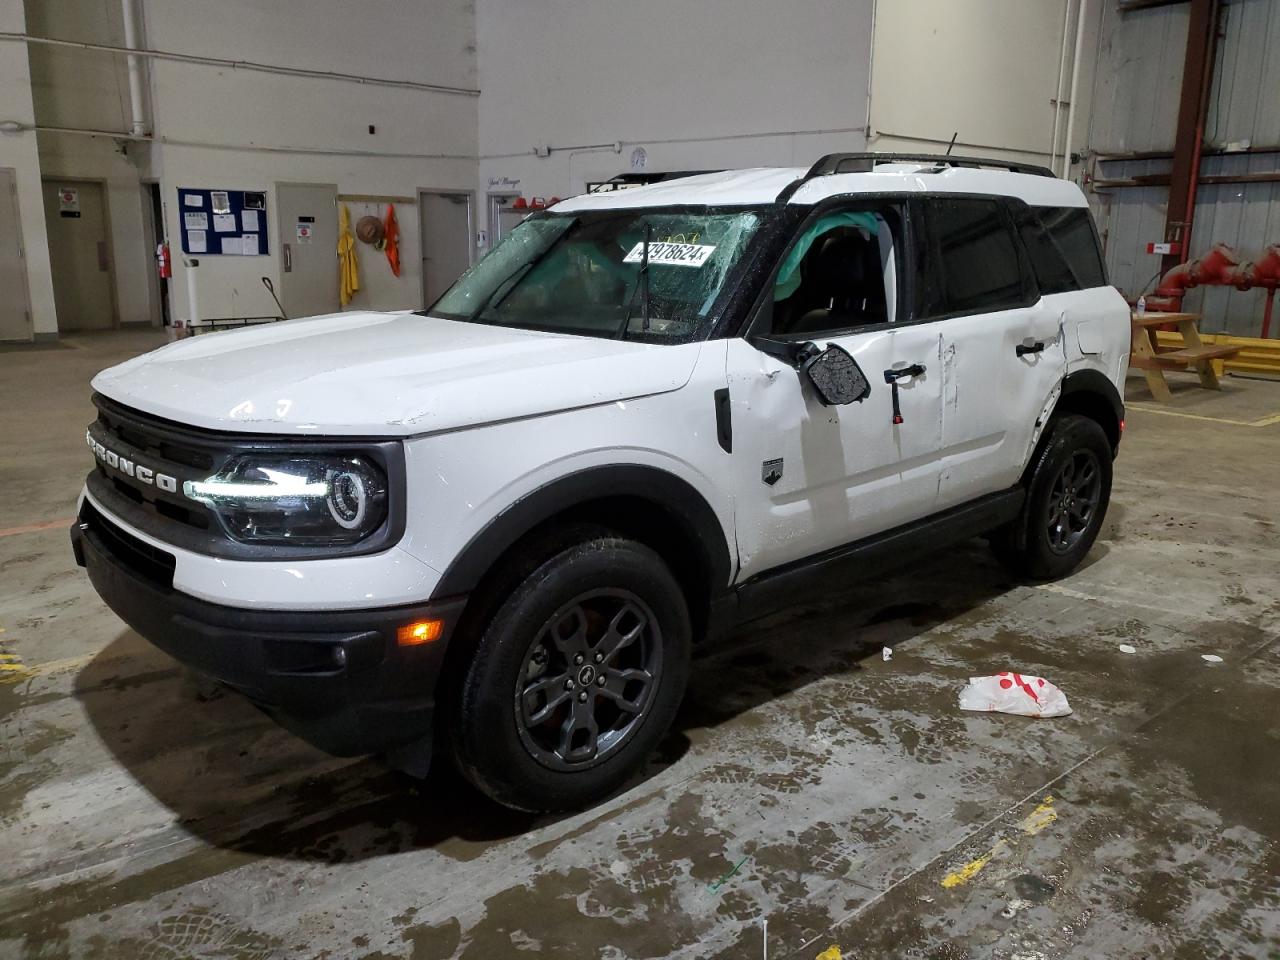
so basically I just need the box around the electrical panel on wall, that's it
[178,189,269,256]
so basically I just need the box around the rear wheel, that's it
[451,534,690,812]
[991,414,1113,580]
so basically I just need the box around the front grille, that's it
[81,499,176,589]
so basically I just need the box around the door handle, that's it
[882,363,926,425]
[96,241,109,272]
[882,363,926,383]
[1016,341,1046,357]
[283,243,293,273]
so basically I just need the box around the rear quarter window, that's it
[1016,205,1107,293]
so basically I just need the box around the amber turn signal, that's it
[397,619,443,645]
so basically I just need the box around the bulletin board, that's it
[178,188,270,256]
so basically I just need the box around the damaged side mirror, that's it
[801,344,871,406]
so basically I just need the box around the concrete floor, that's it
[2,329,1278,959]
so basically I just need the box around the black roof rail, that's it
[798,151,1057,184]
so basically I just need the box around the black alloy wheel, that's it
[516,589,662,770]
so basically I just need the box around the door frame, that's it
[486,191,521,246]
[42,176,121,330]
[0,167,34,342]
[417,187,475,308]
[141,179,167,327]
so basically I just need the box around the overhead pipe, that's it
[120,0,147,137]
[1060,0,1088,179]
[1050,0,1074,174]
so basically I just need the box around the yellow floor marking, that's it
[942,796,1056,889]
[941,838,1007,888]
[1020,796,1057,835]
[0,662,27,671]
[1126,403,1280,427]
[815,947,843,960]
[0,653,20,661]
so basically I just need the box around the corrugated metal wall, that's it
[1086,0,1280,337]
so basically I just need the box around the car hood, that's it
[92,312,703,436]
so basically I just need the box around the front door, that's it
[729,200,944,580]
[420,191,473,306]
[42,180,116,331]
[0,169,32,342]
[276,182,339,319]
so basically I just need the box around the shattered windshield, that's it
[427,208,769,343]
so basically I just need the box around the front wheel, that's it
[991,414,1113,580]
[451,535,691,812]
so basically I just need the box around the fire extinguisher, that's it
[156,242,171,279]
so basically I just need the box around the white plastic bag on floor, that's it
[958,672,1072,718]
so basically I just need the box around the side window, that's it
[763,204,907,338]
[922,198,1027,317]
[1017,206,1106,293]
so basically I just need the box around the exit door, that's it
[42,179,116,330]
[276,182,339,319]
[0,169,32,342]
[419,191,473,306]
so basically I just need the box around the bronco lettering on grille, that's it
[86,429,179,494]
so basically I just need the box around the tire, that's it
[451,533,691,812]
[990,414,1113,581]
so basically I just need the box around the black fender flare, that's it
[1055,368,1125,452]
[430,464,733,600]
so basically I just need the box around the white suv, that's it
[73,154,1129,811]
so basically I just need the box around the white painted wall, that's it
[142,0,478,323]
[475,0,875,230]
[19,0,479,328]
[868,0,1103,172]
[0,0,57,338]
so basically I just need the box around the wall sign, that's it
[177,188,269,256]
[59,187,80,218]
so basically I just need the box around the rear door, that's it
[729,199,944,580]
[919,197,1064,510]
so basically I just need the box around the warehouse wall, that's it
[25,0,155,328]
[1088,0,1280,337]
[868,0,1103,172]
[0,0,57,339]
[475,0,874,235]
[19,0,479,329]
[142,0,478,323]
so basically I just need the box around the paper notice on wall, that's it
[58,187,80,217]
[183,193,204,207]
[241,210,261,232]
[188,230,207,253]
[241,234,260,255]
[210,191,231,214]
[212,214,236,233]
[184,211,209,230]
[296,221,314,244]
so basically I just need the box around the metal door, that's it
[419,191,473,306]
[276,182,339,319]
[41,179,115,330]
[0,169,32,342]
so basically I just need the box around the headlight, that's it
[184,454,389,546]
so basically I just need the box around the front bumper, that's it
[71,502,467,758]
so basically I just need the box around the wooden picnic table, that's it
[1128,311,1241,402]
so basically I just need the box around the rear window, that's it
[923,198,1027,316]
[1016,206,1107,293]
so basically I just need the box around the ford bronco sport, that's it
[73,154,1129,811]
